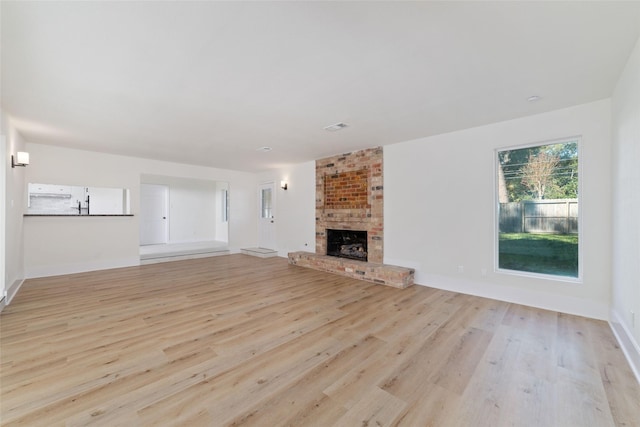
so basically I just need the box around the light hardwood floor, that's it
[1,255,639,426]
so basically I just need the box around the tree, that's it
[499,147,537,202]
[545,142,578,199]
[521,151,560,200]
[499,141,578,202]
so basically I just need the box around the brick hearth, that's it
[288,147,415,288]
[288,252,415,289]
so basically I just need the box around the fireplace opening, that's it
[326,229,368,262]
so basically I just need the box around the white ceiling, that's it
[2,1,640,172]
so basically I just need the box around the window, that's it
[221,189,229,223]
[497,138,579,278]
[261,187,272,219]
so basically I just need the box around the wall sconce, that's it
[281,180,288,190]
[11,151,30,168]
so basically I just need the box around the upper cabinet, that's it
[28,183,72,197]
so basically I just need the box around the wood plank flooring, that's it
[1,254,638,426]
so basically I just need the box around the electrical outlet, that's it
[457,265,464,273]
[481,268,487,276]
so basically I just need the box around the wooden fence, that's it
[499,199,578,234]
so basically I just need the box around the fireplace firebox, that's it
[326,229,368,261]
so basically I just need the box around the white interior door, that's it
[140,184,168,245]
[258,182,276,250]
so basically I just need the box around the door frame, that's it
[258,181,276,250]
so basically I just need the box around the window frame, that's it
[494,136,583,283]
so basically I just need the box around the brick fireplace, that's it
[316,147,383,263]
[288,147,414,288]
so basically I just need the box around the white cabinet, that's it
[28,183,72,196]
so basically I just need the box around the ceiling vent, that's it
[324,122,348,132]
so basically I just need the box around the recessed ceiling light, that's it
[256,146,272,152]
[527,95,541,102]
[324,122,348,132]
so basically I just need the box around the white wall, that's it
[1,111,27,304]
[23,143,257,278]
[258,161,316,258]
[611,36,640,379]
[168,179,215,242]
[141,175,222,243]
[385,99,612,320]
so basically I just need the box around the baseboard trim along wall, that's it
[413,273,609,320]
[25,257,141,279]
[610,310,640,384]
[412,273,640,382]
[5,278,25,306]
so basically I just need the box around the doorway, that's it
[258,182,276,250]
[0,136,5,302]
[140,184,168,245]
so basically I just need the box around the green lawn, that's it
[499,233,578,277]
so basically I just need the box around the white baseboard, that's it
[25,257,140,279]
[2,278,25,307]
[140,251,230,265]
[610,309,640,384]
[414,273,609,320]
